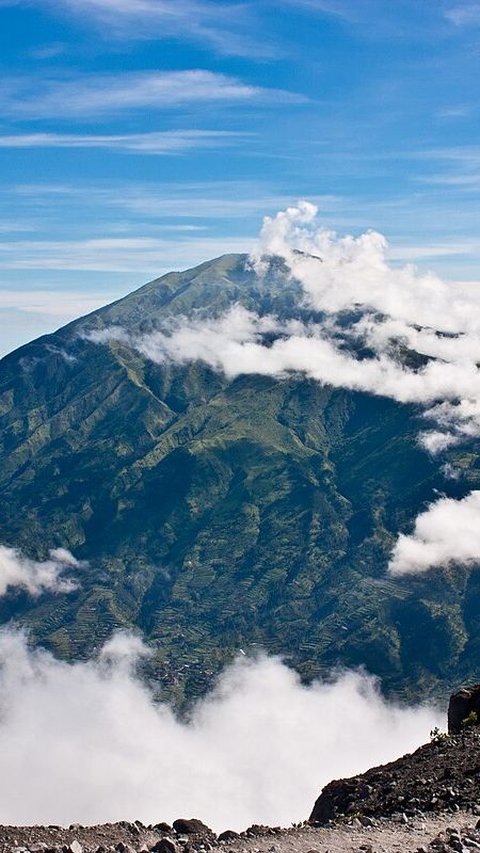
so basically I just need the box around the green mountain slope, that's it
[0,253,479,705]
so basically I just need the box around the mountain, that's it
[0,253,479,705]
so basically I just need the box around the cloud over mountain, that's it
[389,490,480,575]
[88,202,480,449]
[0,545,82,597]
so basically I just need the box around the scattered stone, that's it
[116,843,136,853]
[359,817,376,828]
[64,841,82,853]
[150,839,177,853]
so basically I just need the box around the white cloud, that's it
[0,546,82,597]
[418,430,462,455]
[0,130,247,155]
[0,628,441,829]
[252,202,480,335]
[3,70,303,120]
[82,202,480,445]
[389,491,480,575]
[89,302,480,443]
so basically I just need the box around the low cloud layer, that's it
[389,490,480,575]
[89,303,480,448]
[0,546,82,596]
[0,629,441,829]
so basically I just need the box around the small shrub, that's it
[430,726,448,743]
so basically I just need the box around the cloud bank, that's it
[0,545,82,596]
[0,628,441,829]
[389,490,480,575]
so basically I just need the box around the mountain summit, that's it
[0,254,478,704]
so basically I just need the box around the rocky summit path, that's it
[1,811,480,853]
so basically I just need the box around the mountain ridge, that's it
[0,253,478,706]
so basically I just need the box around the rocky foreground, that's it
[2,812,480,853]
[311,727,480,823]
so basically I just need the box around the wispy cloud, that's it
[11,181,340,221]
[418,146,480,165]
[414,146,480,192]
[0,288,120,317]
[278,0,442,35]
[0,545,82,597]
[52,0,273,58]
[0,235,251,272]
[387,239,480,260]
[0,130,247,155]
[444,2,480,26]
[0,0,268,57]
[2,70,303,120]
[277,0,357,21]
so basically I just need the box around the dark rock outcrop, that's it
[171,819,212,836]
[448,685,480,734]
[217,831,239,842]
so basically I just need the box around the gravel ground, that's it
[1,811,479,853]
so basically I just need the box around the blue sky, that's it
[0,0,479,354]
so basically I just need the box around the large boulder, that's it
[171,819,212,837]
[448,684,480,734]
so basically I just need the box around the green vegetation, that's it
[429,727,449,743]
[0,253,478,706]
[461,711,479,728]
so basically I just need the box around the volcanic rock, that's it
[150,839,177,853]
[310,727,480,823]
[172,820,212,836]
[448,686,480,734]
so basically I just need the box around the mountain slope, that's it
[0,253,479,704]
